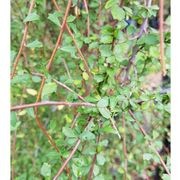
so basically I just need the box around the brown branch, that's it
[87,134,101,180]
[128,110,170,175]
[46,0,72,70]
[53,118,94,179]
[11,0,35,79]
[66,24,92,81]
[71,112,81,128]
[34,111,60,152]
[53,139,81,180]
[120,0,124,7]
[11,101,96,111]
[33,0,72,153]
[83,0,90,36]
[159,0,166,76]
[51,0,92,83]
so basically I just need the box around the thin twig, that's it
[46,0,72,70]
[11,101,96,111]
[51,0,93,98]
[62,58,72,79]
[11,0,35,79]
[129,0,152,40]
[34,111,60,152]
[159,0,166,76]
[53,79,86,102]
[87,134,101,180]
[51,0,92,83]
[128,110,170,175]
[33,0,72,153]
[71,112,81,128]
[53,118,94,179]
[53,140,81,180]
[110,117,121,140]
[83,0,90,36]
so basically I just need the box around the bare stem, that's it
[83,0,90,36]
[46,0,72,70]
[53,79,86,102]
[51,0,92,84]
[34,0,72,152]
[11,101,96,111]
[53,118,94,179]
[62,58,72,79]
[11,0,35,79]
[110,117,121,140]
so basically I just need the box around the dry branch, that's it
[53,118,94,179]
[11,101,96,111]
[11,0,35,79]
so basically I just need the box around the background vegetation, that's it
[11,0,170,179]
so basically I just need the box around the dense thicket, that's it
[11,0,170,179]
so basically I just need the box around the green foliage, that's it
[11,0,170,179]
[24,12,40,22]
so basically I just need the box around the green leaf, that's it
[40,163,51,177]
[94,75,104,83]
[11,50,16,62]
[97,97,109,108]
[67,15,76,23]
[98,107,111,119]
[99,140,109,147]
[105,0,118,9]
[24,12,40,22]
[97,154,106,165]
[11,112,21,131]
[41,82,57,98]
[111,5,125,21]
[60,45,77,58]
[32,76,41,83]
[26,40,43,48]
[97,97,111,119]
[110,97,117,110]
[101,121,117,134]
[93,165,100,176]
[26,88,37,96]
[100,35,113,44]
[62,127,77,138]
[72,164,80,177]
[138,33,159,45]
[123,6,133,16]
[80,131,95,141]
[99,45,112,57]
[26,108,35,118]
[162,174,170,180]
[143,153,153,161]
[82,72,89,81]
[48,12,60,26]
[94,174,105,180]
[46,151,60,160]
